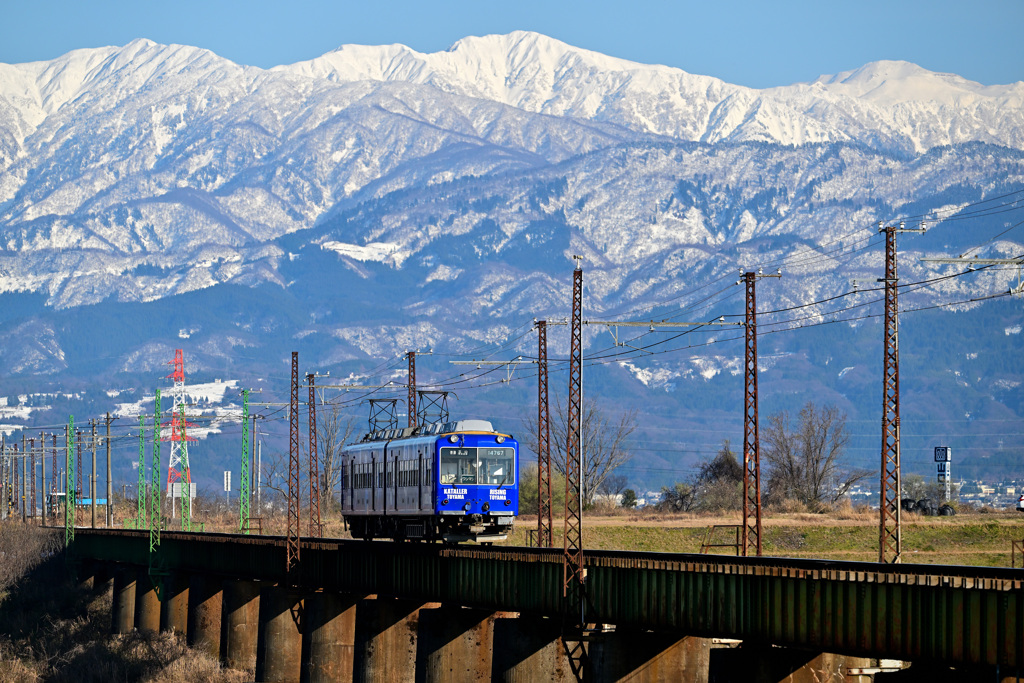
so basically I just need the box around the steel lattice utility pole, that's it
[138,415,147,529]
[879,220,925,564]
[29,439,36,524]
[90,420,97,529]
[407,351,417,429]
[287,352,301,573]
[51,434,58,519]
[240,389,250,534]
[150,391,162,554]
[308,373,322,538]
[39,435,46,524]
[75,431,82,525]
[561,259,585,671]
[743,270,780,557]
[65,417,74,547]
[106,414,112,528]
[536,320,553,549]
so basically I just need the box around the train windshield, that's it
[439,446,515,485]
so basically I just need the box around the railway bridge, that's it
[71,528,1023,682]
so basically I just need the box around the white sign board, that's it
[223,470,231,492]
[168,483,196,499]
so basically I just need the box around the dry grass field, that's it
[183,499,1024,568]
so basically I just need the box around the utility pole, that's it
[20,442,26,523]
[563,257,588,677]
[65,417,75,547]
[240,389,250,534]
[151,391,162,554]
[29,438,37,524]
[39,434,46,525]
[742,269,780,557]
[106,413,112,527]
[50,434,58,519]
[308,373,322,538]
[879,220,925,564]
[287,352,301,574]
[536,320,553,549]
[91,420,97,529]
[76,429,82,525]
[138,415,147,529]
[407,351,417,429]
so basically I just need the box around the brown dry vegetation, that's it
[0,520,248,683]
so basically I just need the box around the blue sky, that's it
[2,0,1022,88]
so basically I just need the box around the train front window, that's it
[440,447,478,484]
[479,447,515,485]
[439,446,514,486]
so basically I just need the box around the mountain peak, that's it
[811,59,1019,103]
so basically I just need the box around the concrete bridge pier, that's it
[353,597,426,682]
[187,573,223,658]
[111,565,137,634]
[302,590,358,683]
[491,615,570,682]
[415,604,496,681]
[160,572,189,636]
[587,628,711,683]
[222,578,260,671]
[712,645,873,682]
[255,583,303,683]
[134,570,161,634]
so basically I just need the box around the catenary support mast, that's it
[879,220,925,564]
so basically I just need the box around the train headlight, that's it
[482,502,490,512]
[442,499,449,506]
[463,502,471,511]
[504,499,511,506]
[448,435,459,443]
[495,436,505,443]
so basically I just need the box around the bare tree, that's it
[258,402,357,514]
[522,395,636,507]
[316,400,358,511]
[691,439,743,511]
[658,481,696,512]
[762,402,870,509]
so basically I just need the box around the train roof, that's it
[355,419,497,444]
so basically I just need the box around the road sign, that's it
[934,447,951,462]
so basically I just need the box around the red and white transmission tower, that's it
[165,349,196,526]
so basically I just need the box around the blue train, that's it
[341,419,519,543]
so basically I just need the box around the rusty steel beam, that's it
[878,221,923,564]
[51,434,58,507]
[536,320,553,549]
[563,263,585,622]
[742,273,761,557]
[880,224,902,564]
[742,270,779,556]
[407,351,417,429]
[29,438,36,523]
[308,372,322,538]
[287,352,301,573]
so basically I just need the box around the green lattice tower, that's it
[177,403,192,532]
[64,416,74,547]
[149,391,162,554]
[240,389,250,534]
[136,411,146,528]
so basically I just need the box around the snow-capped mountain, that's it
[0,32,1021,486]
